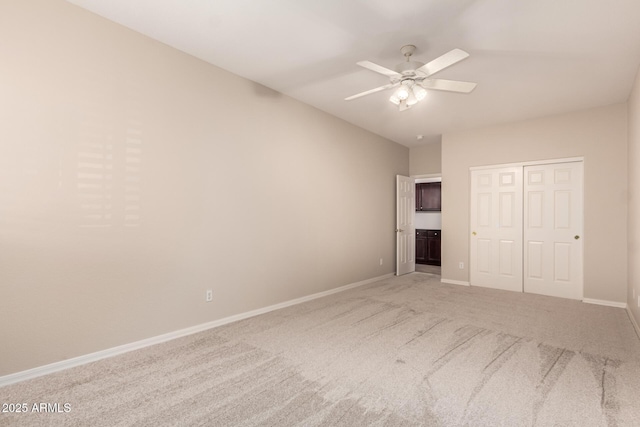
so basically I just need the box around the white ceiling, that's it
[66,0,640,147]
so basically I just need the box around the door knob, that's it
[472,231,477,236]
[574,235,580,240]
[396,229,404,233]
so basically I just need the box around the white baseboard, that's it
[626,306,640,338]
[0,273,393,388]
[582,298,627,309]
[441,279,470,287]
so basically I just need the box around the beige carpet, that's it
[415,265,441,275]
[3,273,640,426]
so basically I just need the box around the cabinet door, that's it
[426,233,441,265]
[421,182,441,211]
[415,230,427,263]
[415,183,422,211]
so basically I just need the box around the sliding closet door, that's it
[470,167,523,292]
[523,162,583,299]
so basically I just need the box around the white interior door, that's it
[524,162,583,299]
[470,167,523,292]
[396,175,415,276]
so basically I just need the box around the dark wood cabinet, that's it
[416,229,441,266]
[416,182,441,211]
[426,230,441,265]
[415,230,428,264]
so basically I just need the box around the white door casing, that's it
[523,162,583,299]
[396,175,415,276]
[470,167,523,292]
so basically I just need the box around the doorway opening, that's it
[396,174,442,277]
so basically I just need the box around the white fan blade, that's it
[416,49,470,78]
[357,61,400,77]
[420,79,477,93]
[345,83,398,101]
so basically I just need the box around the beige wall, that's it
[628,67,640,327]
[442,104,628,303]
[409,139,442,176]
[0,0,408,376]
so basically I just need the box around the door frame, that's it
[396,173,443,276]
[414,174,442,182]
[469,157,584,172]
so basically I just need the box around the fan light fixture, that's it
[389,81,427,107]
[413,85,427,101]
[406,90,418,107]
[394,83,411,100]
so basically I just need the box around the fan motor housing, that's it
[396,61,425,75]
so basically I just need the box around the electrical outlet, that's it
[206,290,213,302]
[459,262,464,270]
[379,258,383,266]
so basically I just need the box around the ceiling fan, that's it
[345,45,477,111]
